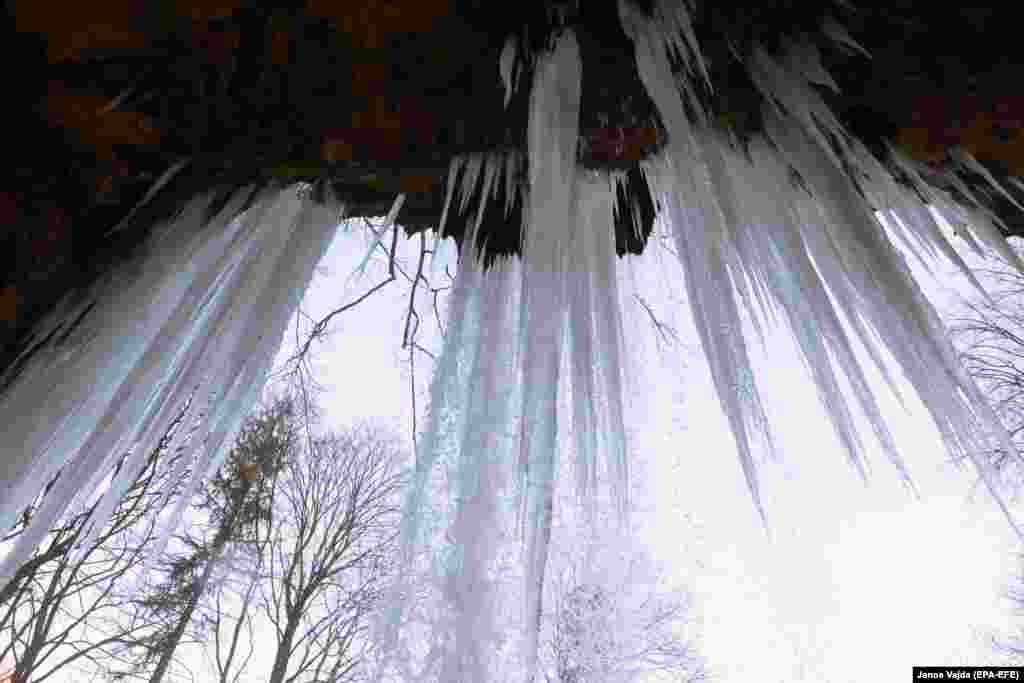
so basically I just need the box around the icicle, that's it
[624,3,773,521]
[585,176,631,517]
[441,257,521,682]
[436,155,464,241]
[646,158,775,522]
[458,155,484,217]
[385,192,407,227]
[883,210,942,279]
[107,158,192,236]
[881,145,995,293]
[566,181,602,509]
[748,44,848,173]
[774,106,1024,520]
[429,234,458,288]
[622,0,708,126]
[955,148,1024,213]
[470,154,502,247]
[0,192,241,568]
[12,8,1024,681]
[500,35,519,108]
[518,28,581,681]
[943,173,1024,271]
[380,241,526,682]
[649,0,711,91]
[383,94,637,682]
[621,2,1024,540]
[505,151,521,218]
[354,193,406,277]
[821,14,870,57]
[784,39,840,93]
[724,137,900,483]
[379,25,595,683]
[379,241,485,680]
[567,173,630,517]
[0,185,344,584]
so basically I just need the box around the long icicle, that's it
[623,2,1024,540]
[518,27,581,681]
[0,185,345,584]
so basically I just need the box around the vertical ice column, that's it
[0,186,345,584]
[518,27,582,682]
[623,3,775,520]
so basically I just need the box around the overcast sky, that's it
[293,216,1024,682]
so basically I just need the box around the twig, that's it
[634,294,679,348]
[432,285,448,341]
[411,343,435,362]
[287,225,400,368]
[402,234,429,350]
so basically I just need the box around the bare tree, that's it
[533,469,706,683]
[949,261,1024,492]
[0,399,194,611]
[0,409,195,683]
[542,560,706,683]
[945,247,1024,661]
[261,425,404,683]
[552,583,616,683]
[204,563,262,683]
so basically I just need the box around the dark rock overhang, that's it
[2,0,1024,378]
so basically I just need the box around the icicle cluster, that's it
[378,32,638,681]
[620,0,1024,528]
[383,4,1024,681]
[0,186,344,584]
[437,148,523,250]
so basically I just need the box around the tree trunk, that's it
[267,619,300,683]
[147,481,251,683]
[146,551,215,683]
[0,537,75,610]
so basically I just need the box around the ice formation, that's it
[3,3,1024,682]
[0,187,344,584]
[382,6,1024,680]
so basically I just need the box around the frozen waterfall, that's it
[1,3,1023,682]
[0,187,344,584]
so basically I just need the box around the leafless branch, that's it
[0,413,196,683]
[402,233,429,350]
[634,293,680,349]
[259,425,404,683]
[286,223,401,372]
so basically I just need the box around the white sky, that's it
[292,217,1024,682]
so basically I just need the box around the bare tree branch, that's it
[261,425,404,683]
[285,222,401,374]
[0,408,196,683]
[634,294,681,350]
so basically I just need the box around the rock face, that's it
[2,1,1023,379]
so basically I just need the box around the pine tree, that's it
[132,395,297,683]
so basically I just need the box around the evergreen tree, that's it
[130,395,297,683]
